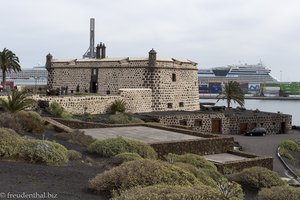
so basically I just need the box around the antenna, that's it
[83,18,95,58]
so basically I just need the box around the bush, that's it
[114,152,143,164]
[87,137,157,159]
[0,128,22,158]
[258,185,300,200]
[110,99,126,114]
[15,111,45,134]
[173,162,217,188]
[54,130,95,147]
[89,159,200,192]
[165,153,217,171]
[173,162,243,200]
[109,114,130,124]
[229,167,285,189]
[216,178,244,200]
[109,114,144,124]
[67,149,82,160]
[112,184,222,200]
[19,139,69,166]
[0,112,23,133]
[279,147,295,160]
[46,101,72,119]
[280,139,300,152]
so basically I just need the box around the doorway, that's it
[281,122,286,134]
[240,123,248,134]
[212,119,221,134]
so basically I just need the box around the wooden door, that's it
[240,123,248,134]
[212,119,221,134]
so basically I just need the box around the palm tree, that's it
[0,48,21,89]
[0,90,35,113]
[217,81,245,108]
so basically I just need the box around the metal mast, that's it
[83,18,95,58]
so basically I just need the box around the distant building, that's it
[0,67,48,85]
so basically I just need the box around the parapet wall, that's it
[34,88,152,114]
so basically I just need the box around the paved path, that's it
[203,153,248,163]
[232,130,300,177]
[82,126,202,144]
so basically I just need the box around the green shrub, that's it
[15,111,45,134]
[87,137,157,159]
[109,114,144,124]
[46,101,72,119]
[109,114,130,124]
[200,168,224,182]
[114,152,143,164]
[280,139,300,152]
[19,139,69,166]
[110,99,126,114]
[67,149,82,160]
[229,167,285,189]
[0,128,22,158]
[54,130,95,147]
[216,178,244,200]
[173,162,217,188]
[173,162,243,199]
[89,159,200,192]
[258,185,300,200]
[165,153,217,171]
[0,112,23,133]
[279,147,295,160]
[112,184,222,200]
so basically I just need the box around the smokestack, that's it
[96,44,101,59]
[89,18,95,58]
[101,43,106,59]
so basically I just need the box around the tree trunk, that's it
[2,70,6,91]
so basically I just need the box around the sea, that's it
[200,99,300,126]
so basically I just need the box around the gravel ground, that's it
[0,130,114,200]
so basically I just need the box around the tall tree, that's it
[0,90,35,113]
[217,81,245,108]
[0,48,21,89]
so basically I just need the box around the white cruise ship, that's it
[198,62,278,84]
[0,66,48,85]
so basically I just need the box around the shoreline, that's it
[200,95,300,100]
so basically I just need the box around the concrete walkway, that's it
[82,126,203,144]
[203,153,248,164]
[233,130,300,177]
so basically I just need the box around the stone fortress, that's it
[39,18,291,135]
[45,47,200,113]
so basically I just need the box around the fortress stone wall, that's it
[34,88,152,114]
[46,49,200,113]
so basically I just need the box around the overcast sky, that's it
[1,0,300,81]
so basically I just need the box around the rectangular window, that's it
[106,90,110,95]
[179,120,187,126]
[179,102,184,107]
[172,73,176,82]
[194,119,202,127]
[167,103,173,108]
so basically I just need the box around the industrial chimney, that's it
[83,18,95,58]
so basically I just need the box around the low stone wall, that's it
[33,88,152,114]
[215,155,273,173]
[150,137,234,158]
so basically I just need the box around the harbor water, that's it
[200,99,300,126]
